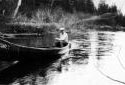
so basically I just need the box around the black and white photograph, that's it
[0,0,125,85]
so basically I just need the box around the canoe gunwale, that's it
[0,38,70,50]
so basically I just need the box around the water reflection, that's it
[5,33,55,48]
[1,31,125,85]
[96,32,114,58]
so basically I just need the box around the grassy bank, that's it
[0,8,95,34]
[0,8,125,34]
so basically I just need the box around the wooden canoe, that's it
[0,37,70,62]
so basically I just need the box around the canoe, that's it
[0,37,70,62]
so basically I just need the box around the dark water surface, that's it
[5,33,56,48]
[0,31,125,85]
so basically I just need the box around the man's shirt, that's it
[59,32,68,42]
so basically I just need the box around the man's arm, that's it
[55,38,64,41]
[55,38,60,40]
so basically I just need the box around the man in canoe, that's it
[55,27,68,47]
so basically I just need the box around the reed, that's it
[9,8,93,33]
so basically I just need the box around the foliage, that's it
[0,0,125,30]
[0,0,17,16]
[8,8,92,33]
[97,1,109,15]
[115,13,125,27]
[85,0,95,13]
[97,1,118,15]
[96,0,125,27]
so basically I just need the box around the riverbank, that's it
[0,9,98,34]
[0,9,125,34]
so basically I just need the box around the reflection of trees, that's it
[67,34,91,65]
[96,33,113,60]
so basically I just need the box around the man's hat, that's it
[59,27,65,31]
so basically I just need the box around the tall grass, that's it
[10,8,93,33]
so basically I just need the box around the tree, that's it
[115,13,125,26]
[13,0,22,18]
[74,0,96,13]
[97,1,109,15]
[85,0,95,13]
[0,0,19,16]
[75,0,86,12]
[109,5,117,13]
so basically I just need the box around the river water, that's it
[1,30,125,85]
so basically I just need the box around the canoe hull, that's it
[0,38,70,62]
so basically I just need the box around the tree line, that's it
[0,0,125,27]
[96,1,125,27]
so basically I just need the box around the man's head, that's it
[59,27,65,33]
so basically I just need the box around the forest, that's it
[0,0,125,32]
